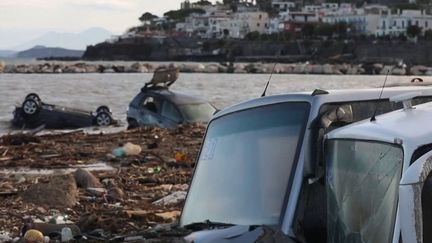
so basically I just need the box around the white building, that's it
[376,10,432,36]
[229,11,270,38]
[267,12,290,34]
[272,0,295,12]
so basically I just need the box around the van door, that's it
[399,150,432,243]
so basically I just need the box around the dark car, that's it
[12,93,116,129]
[126,86,217,129]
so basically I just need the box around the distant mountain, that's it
[0,50,17,58]
[16,46,84,59]
[12,27,113,51]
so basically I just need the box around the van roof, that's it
[326,100,432,148]
[214,86,432,120]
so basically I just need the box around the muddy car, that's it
[12,93,116,129]
[127,86,217,129]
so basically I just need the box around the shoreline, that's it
[1,61,432,76]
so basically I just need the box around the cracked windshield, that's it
[326,139,403,243]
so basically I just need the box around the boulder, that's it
[203,64,220,73]
[74,168,102,188]
[333,64,349,74]
[346,66,359,75]
[233,64,247,73]
[311,65,323,74]
[22,174,78,208]
[293,64,306,74]
[392,67,406,75]
[380,65,394,75]
[15,64,34,73]
[303,64,313,74]
[323,64,334,74]
[410,65,429,76]
[3,64,16,73]
[179,63,205,73]
[277,64,294,74]
[0,61,5,73]
[127,63,148,73]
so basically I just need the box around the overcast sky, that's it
[0,0,212,49]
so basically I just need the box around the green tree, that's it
[334,21,349,36]
[164,8,205,21]
[139,12,158,22]
[425,29,432,40]
[407,25,422,38]
[301,23,315,37]
[315,23,334,37]
[194,0,212,6]
[245,31,260,40]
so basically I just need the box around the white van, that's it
[180,85,432,242]
[325,93,432,243]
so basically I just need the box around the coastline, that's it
[1,60,431,76]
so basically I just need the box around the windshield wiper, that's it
[183,219,235,231]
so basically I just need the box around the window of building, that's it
[402,21,405,28]
[393,20,396,26]
[257,23,260,27]
[427,21,429,28]
[416,20,419,26]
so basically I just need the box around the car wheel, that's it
[96,105,111,114]
[95,111,113,126]
[127,118,139,130]
[25,93,41,103]
[22,99,40,115]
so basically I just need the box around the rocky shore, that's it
[2,61,432,76]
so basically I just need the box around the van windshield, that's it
[326,139,403,243]
[180,102,310,226]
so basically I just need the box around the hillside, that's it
[17,46,84,59]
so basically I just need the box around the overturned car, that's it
[12,93,117,129]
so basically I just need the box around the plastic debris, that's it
[112,142,142,157]
[61,227,73,242]
[175,152,187,162]
[23,229,44,243]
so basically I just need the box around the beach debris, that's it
[107,186,125,202]
[0,124,205,239]
[153,191,187,207]
[23,222,81,240]
[0,133,41,146]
